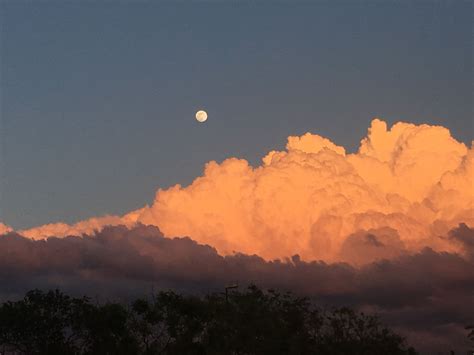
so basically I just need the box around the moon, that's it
[195,110,208,123]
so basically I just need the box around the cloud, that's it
[449,222,474,257]
[0,224,472,353]
[13,118,473,264]
[337,227,407,266]
[134,119,473,261]
[17,208,144,240]
[0,223,12,235]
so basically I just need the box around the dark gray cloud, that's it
[0,224,472,353]
[337,227,407,265]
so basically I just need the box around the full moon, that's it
[195,110,208,123]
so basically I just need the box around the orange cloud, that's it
[18,209,144,240]
[136,119,473,260]
[0,223,12,235]
[16,118,474,263]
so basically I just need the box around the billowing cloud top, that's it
[11,119,474,263]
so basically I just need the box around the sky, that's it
[1,1,472,229]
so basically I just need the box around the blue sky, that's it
[1,1,472,229]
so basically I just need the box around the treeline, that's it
[0,285,417,355]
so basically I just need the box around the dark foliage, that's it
[0,286,419,355]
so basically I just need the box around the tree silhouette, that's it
[0,289,87,354]
[0,286,418,355]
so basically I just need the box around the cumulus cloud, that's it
[134,118,473,261]
[0,224,472,353]
[14,118,473,264]
[17,208,144,240]
[337,227,407,266]
[0,223,12,235]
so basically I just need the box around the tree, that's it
[0,289,87,354]
[79,302,139,355]
[200,285,320,354]
[130,291,206,354]
[315,307,418,355]
[0,286,418,355]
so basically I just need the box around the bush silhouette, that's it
[0,286,418,355]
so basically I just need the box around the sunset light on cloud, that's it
[11,118,473,265]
